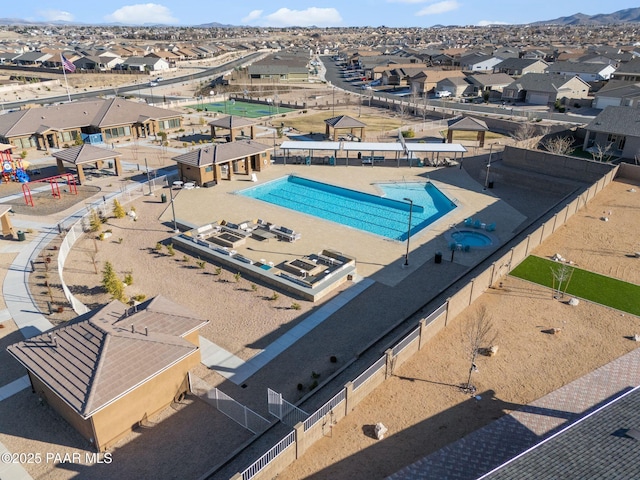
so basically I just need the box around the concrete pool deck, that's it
[161,161,526,287]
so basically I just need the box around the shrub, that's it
[270,291,279,301]
[196,259,206,269]
[89,209,102,233]
[154,242,163,252]
[214,266,222,275]
[112,199,126,218]
[291,302,301,310]
[101,261,124,301]
[401,129,415,138]
[234,272,241,282]
[124,273,133,285]
[182,254,190,263]
[166,244,175,256]
[250,283,258,292]
[130,294,146,303]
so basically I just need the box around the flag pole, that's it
[61,53,71,102]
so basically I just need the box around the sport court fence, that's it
[234,164,622,480]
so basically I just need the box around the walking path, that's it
[388,347,640,480]
[200,277,375,385]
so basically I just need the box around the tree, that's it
[542,136,575,156]
[462,306,497,393]
[101,261,124,301]
[590,142,613,162]
[510,122,539,149]
[551,263,573,299]
[89,208,102,233]
[112,199,126,218]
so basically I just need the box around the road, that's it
[1,52,264,110]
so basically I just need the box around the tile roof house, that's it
[583,106,640,160]
[501,73,591,105]
[0,98,183,153]
[7,296,208,451]
[172,139,272,186]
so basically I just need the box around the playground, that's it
[1,145,29,184]
[186,99,295,118]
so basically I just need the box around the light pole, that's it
[144,157,152,195]
[483,142,499,190]
[403,198,413,266]
[168,181,178,233]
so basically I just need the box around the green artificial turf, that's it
[510,255,640,316]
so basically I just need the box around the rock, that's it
[568,298,579,306]
[634,334,640,342]
[487,345,499,356]
[601,216,609,222]
[375,422,388,440]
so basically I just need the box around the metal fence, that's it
[352,355,386,391]
[240,430,296,480]
[207,388,270,434]
[268,388,309,427]
[392,325,420,357]
[304,389,346,431]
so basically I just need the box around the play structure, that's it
[0,145,29,184]
[21,173,78,207]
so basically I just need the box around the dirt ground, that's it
[277,177,640,479]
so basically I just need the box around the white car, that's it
[149,81,159,87]
[435,90,452,98]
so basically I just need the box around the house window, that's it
[607,134,626,151]
[205,166,213,172]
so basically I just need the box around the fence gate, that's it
[267,388,309,427]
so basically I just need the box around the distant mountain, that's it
[531,7,640,25]
[192,22,235,28]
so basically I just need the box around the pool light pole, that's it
[403,198,413,266]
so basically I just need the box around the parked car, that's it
[435,90,452,98]
[149,81,159,87]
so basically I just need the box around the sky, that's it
[4,1,638,27]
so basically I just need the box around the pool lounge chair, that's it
[473,219,482,229]
[274,226,301,242]
[464,217,473,227]
[485,222,496,232]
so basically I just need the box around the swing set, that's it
[21,173,78,207]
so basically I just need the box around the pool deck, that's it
[161,162,526,287]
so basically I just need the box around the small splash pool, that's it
[450,230,494,248]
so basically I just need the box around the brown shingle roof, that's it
[172,140,271,167]
[52,144,123,165]
[7,295,208,418]
[208,115,257,130]
[324,115,367,129]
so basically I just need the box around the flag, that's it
[61,54,76,73]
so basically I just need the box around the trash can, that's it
[434,251,442,264]
[17,230,25,242]
[161,193,167,203]
[488,181,494,189]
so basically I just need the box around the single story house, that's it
[436,77,473,97]
[468,73,515,95]
[493,58,548,77]
[583,106,640,160]
[592,80,640,109]
[7,296,209,451]
[459,53,503,72]
[611,57,640,82]
[546,61,616,82]
[119,55,169,72]
[501,73,591,105]
[0,98,183,152]
[408,69,467,95]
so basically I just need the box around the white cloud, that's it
[242,10,263,23]
[416,0,460,16]
[262,7,342,27]
[104,4,178,25]
[387,0,431,3]
[38,10,75,22]
[477,20,509,26]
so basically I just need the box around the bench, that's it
[362,156,385,165]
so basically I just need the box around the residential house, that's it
[583,106,640,160]
[546,61,616,82]
[7,296,208,452]
[119,55,169,72]
[378,64,428,86]
[493,58,548,76]
[435,76,473,97]
[247,53,309,82]
[468,73,514,96]
[408,69,467,95]
[611,57,640,82]
[592,80,640,109]
[0,98,183,152]
[459,53,503,72]
[501,73,591,105]
[12,51,52,66]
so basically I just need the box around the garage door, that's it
[528,93,550,105]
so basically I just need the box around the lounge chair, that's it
[485,222,496,232]
[473,220,482,229]
[464,217,473,227]
[274,226,301,242]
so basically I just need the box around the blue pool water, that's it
[239,176,456,241]
[451,230,493,247]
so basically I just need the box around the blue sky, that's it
[5,1,638,27]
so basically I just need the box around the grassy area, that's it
[510,255,640,316]
[282,110,403,137]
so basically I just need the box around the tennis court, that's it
[186,100,295,118]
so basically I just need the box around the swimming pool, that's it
[450,230,494,248]
[239,176,456,240]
